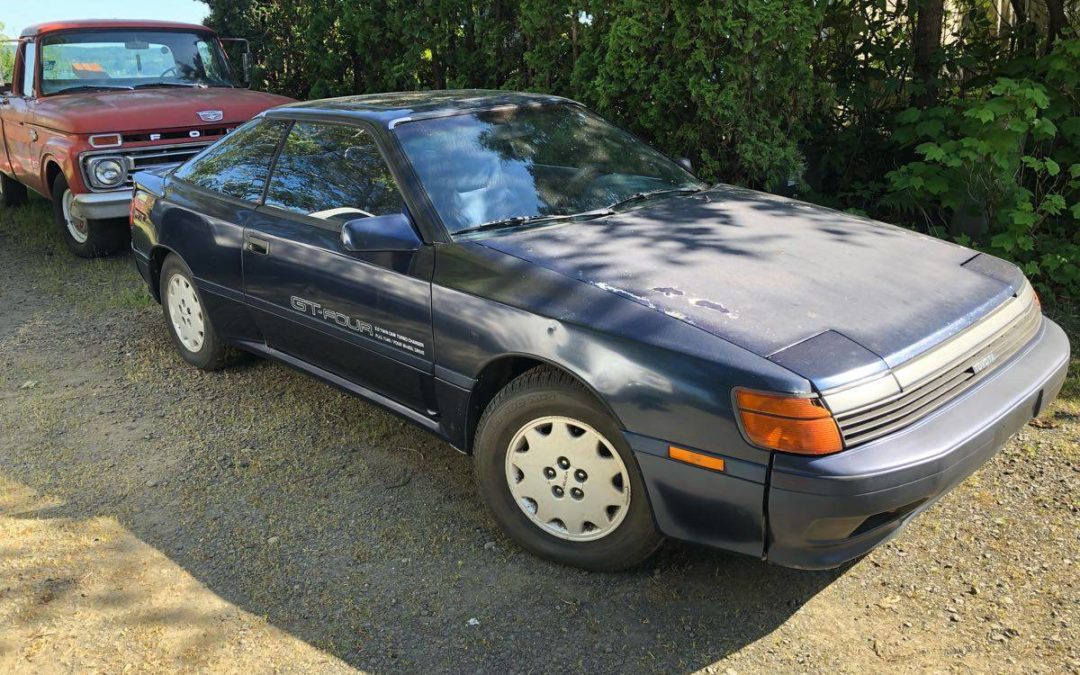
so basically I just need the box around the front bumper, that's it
[70,190,132,221]
[766,318,1070,569]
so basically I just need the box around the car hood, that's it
[32,87,294,134]
[476,185,1021,384]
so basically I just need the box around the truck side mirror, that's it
[219,37,252,88]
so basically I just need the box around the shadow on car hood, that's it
[476,185,1020,374]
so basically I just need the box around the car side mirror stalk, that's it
[678,157,694,173]
[341,213,421,253]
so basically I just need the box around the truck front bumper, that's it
[766,318,1070,569]
[70,190,131,221]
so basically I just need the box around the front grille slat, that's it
[835,294,1041,447]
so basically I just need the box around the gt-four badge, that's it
[290,296,426,356]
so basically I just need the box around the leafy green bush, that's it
[886,39,1080,298]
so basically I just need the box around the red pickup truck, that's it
[0,20,292,257]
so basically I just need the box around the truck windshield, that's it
[393,103,705,235]
[39,29,236,95]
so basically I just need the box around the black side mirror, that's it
[678,157,694,173]
[341,213,421,253]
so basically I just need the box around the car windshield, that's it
[393,104,706,235]
[39,29,236,94]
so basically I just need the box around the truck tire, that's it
[0,172,28,207]
[473,366,663,571]
[51,175,127,258]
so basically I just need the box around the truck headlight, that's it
[87,156,127,189]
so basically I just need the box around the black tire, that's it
[160,254,232,371]
[0,172,28,207]
[474,366,663,571]
[51,175,127,258]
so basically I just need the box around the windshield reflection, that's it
[394,104,704,235]
[40,29,236,94]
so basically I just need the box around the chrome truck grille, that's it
[822,282,1041,447]
[80,142,212,192]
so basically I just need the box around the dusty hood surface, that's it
[32,88,294,135]
[477,186,1019,367]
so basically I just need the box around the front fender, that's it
[431,242,807,464]
[37,129,87,193]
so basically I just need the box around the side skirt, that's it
[233,339,447,439]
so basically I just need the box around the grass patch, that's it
[1044,301,1079,406]
[0,197,153,314]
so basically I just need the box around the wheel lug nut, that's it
[570,488,584,500]
[552,486,564,498]
[557,457,570,469]
[543,467,556,479]
[574,469,587,482]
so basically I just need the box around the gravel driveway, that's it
[1,201,1077,673]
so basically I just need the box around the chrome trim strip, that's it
[893,281,1034,389]
[822,280,1035,415]
[821,373,901,415]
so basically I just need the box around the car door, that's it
[242,119,436,413]
[164,117,289,342]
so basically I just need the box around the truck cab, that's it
[0,19,292,257]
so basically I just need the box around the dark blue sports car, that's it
[130,91,1070,571]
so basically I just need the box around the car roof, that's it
[21,19,214,38]
[266,89,577,128]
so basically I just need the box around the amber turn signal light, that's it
[735,389,843,455]
[669,446,726,472]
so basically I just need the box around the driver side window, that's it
[264,121,404,221]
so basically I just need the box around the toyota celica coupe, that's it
[129,91,1070,571]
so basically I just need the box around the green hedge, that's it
[204,0,1079,300]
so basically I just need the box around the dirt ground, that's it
[1,199,1078,674]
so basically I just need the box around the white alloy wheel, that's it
[166,273,206,353]
[504,415,631,542]
[61,189,89,244]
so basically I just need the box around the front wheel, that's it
[51,176,126,258]
[474,367,663,571]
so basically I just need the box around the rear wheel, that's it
[160,254,232,371]
[51,175,126,258]
[0,172,28,207]
[474,367,663,571]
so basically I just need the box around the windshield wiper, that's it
[604,186,704,211]
[132,82,203,89]
[53,84,135,93]
[453,207,615,237]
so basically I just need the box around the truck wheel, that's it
[51,176,126,258]
[160,254,232,371]
[0,173,28,207]
[474,366,663,571]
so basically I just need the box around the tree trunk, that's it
[1045,0,1069,53]
[911,0,946,108]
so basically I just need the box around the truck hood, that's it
[476,185,1022,385]
[32,87,294,135]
